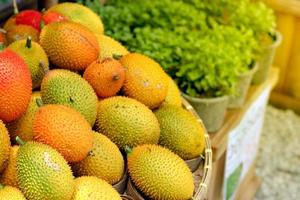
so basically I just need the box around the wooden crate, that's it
[263,0,300,112]
[207,68,279,200]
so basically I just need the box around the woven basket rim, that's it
[182,97,213,200]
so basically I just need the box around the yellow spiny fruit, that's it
[120,53,169,109]
[48,3,104,34]
[0,146,19,187]
[73,176,121,200]
[0,184,26,200]
[95,34,129,60]
[0,120,10,173]
[163,76,182,106]
[72,132,124,185]
[7,92,41,142]
[127,144,194,200]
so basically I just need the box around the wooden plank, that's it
[264,0,300,17]
[270,91,300,113]
[210,68,279,161]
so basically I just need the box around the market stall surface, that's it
[255,105,300,200]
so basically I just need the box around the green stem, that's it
[36,98,43,107]
[12,0,19,14]
[124,146,132,154]
[26,37,32,49]
[112,54,122,60]
[0,43,4,51]
[16,136,26,146]
[113,74,120,81]
[0,183,4,189]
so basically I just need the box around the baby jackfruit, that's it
[154,105,205,160]
[73,176,121,200]
[0,184,26,200]
[41,69,98,125]
[16,139,75,200]
[95,96,160,149]
[127,144,194,200]
[72,132,125,185]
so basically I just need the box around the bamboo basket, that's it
[126,98,213,200]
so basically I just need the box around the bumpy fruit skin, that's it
[3,17,17,32]
[120,53,169,109]
[83,58,125,98]
[96,96,160,149]
[16,141,75,200]
[0,146,19,187]
[0,120,10,173]
[0,30,7,46]
[72,132,125,184]
[41,69,98,125]
[33,104,93,163]
[163,76,182,106]
[0,49,32,122]
[6,25,39,45]
[95,34,129,59]
[42,11,68,25]
[0,185,26,200]
[73,176,121,200]
[16,10,42,31]
[128,144,194,200]
[40,21,99,71]
[8,39,49,89]
[48,3,104,34]
[155,105,205,160]
[7,92,41,142]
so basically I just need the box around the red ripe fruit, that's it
[0,47,32,122]
[16,10,42,31]
[42,11,68,25]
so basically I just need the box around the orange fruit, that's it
[33,104,93,163]
[3,16,17,32]
[6,25,39,45]
[0,145,19,187]
[83,58,125,98]
[0,30,7,46]
[0,48,32,122]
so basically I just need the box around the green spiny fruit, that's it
[8,37,49,89]
[16,138,75,200]
[41,69,98,125]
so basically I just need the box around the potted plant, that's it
[227,0,281,84]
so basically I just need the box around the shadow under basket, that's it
[113,168,128,194]
[125,98,213,200]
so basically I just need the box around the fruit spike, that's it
[16,136,26,146]
[26,37,32,49]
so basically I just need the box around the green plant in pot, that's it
[177,30,239,133]
[227,0,281,84]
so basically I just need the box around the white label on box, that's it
[223,86,272,200]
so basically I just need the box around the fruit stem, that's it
[0,43,4,51]
[113,74,120,81]
[112,54,122,60]
[12,0,19,14]
[16,136,26,146]
[124,146,133,154]
[0,183,4,189]
[26,37,32,49]
[36,98,44,107]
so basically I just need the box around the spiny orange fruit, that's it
[3,16,17,32]
[40,21,99,71]
[83,58,125,98]
[120,53,169,109]
[0,120,10,173]
[33,104,93,163]
[0,145,19,187]
[0,47,32,122]
[6,25,39,45]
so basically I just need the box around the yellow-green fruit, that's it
[41,69,98,125]
[163,76,182,106]
[7,92,41,142]
[0,146,19,187]
[16,141,75,200]
[8,38,49,89]
[48,3,104,34]
[120,53,169,109]
[73,176,121,200]
[0,120,10,173]
[128,144,194,200]
[72,132,124,185]
[95,96,160,149]
[95,34,129,60]
[0,185,26,200]
[154,105,205,160]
